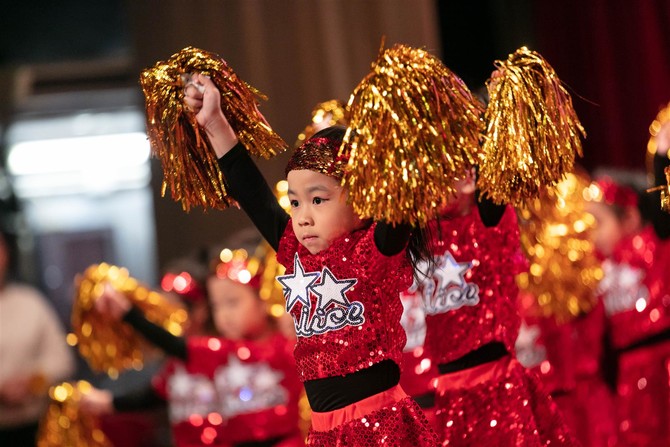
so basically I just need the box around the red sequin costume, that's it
[152,333,304,447]
[599,225,670,446]
[399,289,438,428]
[516,300,618,447]
[276,222,439,446]
[418,206,578,446]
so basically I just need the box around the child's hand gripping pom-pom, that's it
[70,263,188,378]
[140,46,288,211]
[478,47,586,206]
[343,43,484,226]
[37,380,112,447]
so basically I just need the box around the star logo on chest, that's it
[276,253,319,312]
[434,252,472,289]
[311,267,357,312]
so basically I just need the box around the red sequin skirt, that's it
[307,385,439,446]
[615,340,670,447]
[433,356,578,446]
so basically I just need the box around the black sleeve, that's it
[475,189,506,227]
[649,154,670,239]
[123,307,188,361]
[374,222,412,256]
[218,143,290,251]
[113,385,165,412]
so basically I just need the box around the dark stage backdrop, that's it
[438,0,670,173]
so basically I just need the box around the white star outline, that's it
[434,252,472,289]
[276,253,319,313]
[311,267,358,314]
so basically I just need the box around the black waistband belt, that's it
[438,342,508,375]
[304,359,400,412]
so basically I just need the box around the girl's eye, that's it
[290,200,299,208]
[313,197,325,205]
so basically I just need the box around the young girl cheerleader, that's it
[515,170,617,447]
[179,76,441,446]
[586,113,670,446]
[413,48,586,446]
[84,245,304,447]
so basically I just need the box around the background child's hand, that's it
[79,387,114,416]
[95,283,131,320]
[183,73,238,157]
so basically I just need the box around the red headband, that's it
[161,271,206,303]
[592,177,638,208]
[285,135,349,180]
[213,249,263,290]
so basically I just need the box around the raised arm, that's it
[185,74,289,250]
[96,284,188,360]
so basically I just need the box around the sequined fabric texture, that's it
[306,397,438,446]
[276,222,411,381]
[152,333,302,446]
[420,206,528,364]
[601,226,670,350]
[434,357,578,446]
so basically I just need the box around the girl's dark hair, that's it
[407,223,436,282]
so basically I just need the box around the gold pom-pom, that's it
[140,46,288,211]
[478,47,585,206]
[37,381,111,447]
[295,99,348,147]
[343,43,484,225]
[516,169,602,323]
[71,263,188,377]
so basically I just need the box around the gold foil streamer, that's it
[479,47,585,206]
[646,166,670,213]
[646,102,670,212]
[140,46,288,211]
[71,263,188,377]
[516,170,602,322]
[343,43,484,225]
[295,99,348,147]
[647,102,670,163]
[37,381,111,447]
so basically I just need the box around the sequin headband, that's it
[587,177,638,208]
[213,248,263,289]
[284,135,349,180]
[161,271,206,303]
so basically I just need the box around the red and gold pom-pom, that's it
[71,263,187,378]
[37,381,111,447]
[295,99,348,147]
[343,43,484,225]
[479,47,585,206]
[140,46,287,211]
[516,169,602,322]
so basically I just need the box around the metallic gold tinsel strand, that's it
[295,99,348,147]
[37,381,111,447]
[71,263,188,377]
[516,170,602,322]
[343,43,484,225]
[140,46,288,211]
[646,166,670,213]
[646,102,670,213]
[479,47,585,206]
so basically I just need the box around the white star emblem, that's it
[311,267,357,312]
[434,252,472,289]
[276,254,319,312]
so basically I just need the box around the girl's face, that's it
[586,202,624,258]
[207,277,267,340]
[286,169,364,254]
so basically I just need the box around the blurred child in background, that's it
[82,243,304,447]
